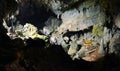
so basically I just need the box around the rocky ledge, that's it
[1,0,120,71]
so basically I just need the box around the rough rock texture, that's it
[115,14,120,28]
[49,0,108,60]
[36,0,82,17]
[60,1,105,31]
[42,17,61,35]
[5,22,47,40]
[109,31,120,56]
[1,0,120,71]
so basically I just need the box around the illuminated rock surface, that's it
[1,0,120,71]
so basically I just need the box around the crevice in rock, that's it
[63,26,93,38]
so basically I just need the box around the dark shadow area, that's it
[24,39,79,71]
[100,53,120,71]
[16,3,56,29]
[63,26,93,37]
[0,37,120,71]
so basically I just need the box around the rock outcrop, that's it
[1,0,120,71]
[49,0,107,61]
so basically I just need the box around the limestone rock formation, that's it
[1,0,120,71]
[115,14,120,28]
[6,23,48,40]
[109,31,120,56]
[60,1,106,32]
[49,0,107,61]
[42,17,61,35]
